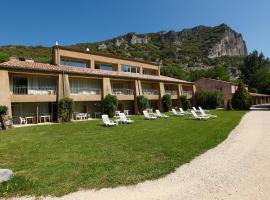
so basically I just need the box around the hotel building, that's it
[0,46,195,124]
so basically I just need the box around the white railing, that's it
[12,86,57,95]
[165,90,178,95]
[112,88,134,95]
[182,90,193,97]
[71,88,101,95]
[143,89,159,95]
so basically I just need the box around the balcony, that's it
[182,90,193,98]
[143,89,159,96]
[165,90,178,95]
[112,88,134,95]
[12,86,57,95]
[71,88,101,95]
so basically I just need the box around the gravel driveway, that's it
[11,111,270,200]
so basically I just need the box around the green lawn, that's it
[0,110,246,197]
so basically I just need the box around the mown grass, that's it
[0,110,246,197]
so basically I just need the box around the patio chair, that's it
[192,107,200,113]
[143,110,157,120]
[82,113,88,120]
[75,113,83,120]
[19,117,27,125]
[119,113,134,124]
[101,115,118,127]
[198,107,217,119]
[155,110,169,118]
[171,109,184,116]
[191,110,210,120]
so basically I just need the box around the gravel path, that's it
[10,111,270,200]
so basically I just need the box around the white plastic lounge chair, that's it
[143,110,157,120]
[191,110,210,120]
[19,117,27,125]
[179,108,190,115]
[155,110,169,118]
[198,106,209,113]
[172,109,184,116]
[192,107,200,113]
[102,114,118,126]
[198,107,217,118]
[119,113,134,124]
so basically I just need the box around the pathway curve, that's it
[12,111,270,200]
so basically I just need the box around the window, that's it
[60,59,88,68]
[95,63,114,71]
[121,65,140,74]
[143,69,158,76]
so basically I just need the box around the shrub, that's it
[58,97,74,122]
[162,94,172,112]
[232,81,252,110]
[136,96,148,114]
[0,105,8,130]
[102,94,118,117]
[179,95,190,110]
[194,90,223,109]
[0,53,9,63]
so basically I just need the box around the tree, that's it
[0,105,8,130]
[231,81,252,110]
[179,95,190,110]
[190,66,230,81]
[240,51,270,94]
[102,94,118,118]
[162,94,172,112]
[136,96,148,114]
[160,65,190,80]
[58,97,74,122]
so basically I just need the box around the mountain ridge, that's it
[0,24,247,80]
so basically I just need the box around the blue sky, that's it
[0,0,269,57]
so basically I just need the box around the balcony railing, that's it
[182,90,193,97]
[71,88,101,95]
[112,88,134,95]
[143,89,159,95]
[12,86,57,95]
[165,90,178,95]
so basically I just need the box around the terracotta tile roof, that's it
[0,60,193,84]
[195,77,239,86]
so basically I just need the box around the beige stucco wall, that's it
[102,77,112,98]
[11,95,57,103]
[70,94,102,102]
[0,70,12,117]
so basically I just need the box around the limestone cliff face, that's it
[208,29,248,58]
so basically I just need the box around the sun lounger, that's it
[143,110,157,120]
[198,107,217,118]
[192,107,200,113]
[179,108,191,115]
[119,113,134,124]
[172,109,184,116]
[102,114,118,126]
[191,110,210,120]
[155,110,169,118]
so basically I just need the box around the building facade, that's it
[0,46,195,124]
[194,77,270,106]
